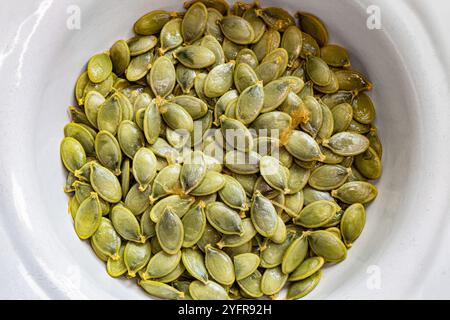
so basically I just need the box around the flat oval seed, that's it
[107,245,127,277]
[90,163,122,203]
[321,45,351,68]
[75,72,89,105]
[262,78,291,112]
[181,151,207,194]
[205,245,235,286]
[125,183,152,215]
[222,38,246,62]
[160,102,194,132]
[340,203,366,247]
[220,116,254,152]
[282,25,303,66]
[303,186,335,206]
[150,164,182,203]
[144,251,182,279]
[332,181,378,204]
[201,35,226,67]
[204,62,236,98]
[189,280,230,300]
[281,236,309,274]
[182,2,208,44]
[206,202,243,235]
[182,202,207,248]
[84,91,105,128]
[140,208,156,240]
[285,130,324,162]
[218,218,257,248]
[224,150,261,174]
[75,193,102,239]
[111,205,144,243]
[156,208,184,254]
[64,122,95,156]
[220,15,255,45]
[182,248,209,283]
[261,48,289,78]
[237,270,263,298]
[143,100,162,145]
[242,8,266,44]
[190,171,225,196]
[219,175,249,211]
[332,103,353,134]
[132,147,157,191]
[206,8,224,42]
[236,81,264,125]
[307,230,347,263]
[309,165,350,191]
[289,256,325,281]
[301,96,324,138]
[367,128,383,158]
[117,120,145,159]
[234,63,259,93]
[134,10,175,35]
[150,195,195,222]
[335,70,373,92]
[125,51,153,82]
[260,156,290,193]
[234,253,260,281]
[160,18,183,53]
[176,64,197,94]
[323,132,370,156]
[252,28,280,62]
[171,95,208,120]
[287,164,310,194]
[286,271,321,300]
[352,93,376,124]
[298,12,329,46]
[354,147,382,180]
[306,55,332,86]
[251,192,278,238]
[317,101,334,140]
[148,56,176,98]
[128,35,158,56]
[110,40,130,76]
[140,280,184,300]
[294,200,338,228]
[124,241,152,277]
[95,131,122,175]
[88,53,113,83]
[97,94,123,135]
[155,263,186,283]
[236,49,259,69]
[261,267,288,296]
[257,7,295,31]
[60,137,86,173]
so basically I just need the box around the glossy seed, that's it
[132,147,157,191]
[124,182,152,215]
[242,8,266,44]
[236,81,264,125]
[204,62,235,98]
[90,162,122,203]
[261,266,288,296]
[234,63,259,93]
[306,55,332,87]
[332,103,353,133]
[176,64,197,94]
[234,253,260,281]
[140,208,156,240]
[206,8,224,42]
[111,205,144,243]
[180,151,207,194]
[94,131,122,175]
[156,208,184,254]
[182,2,208,44]
[182,248,209,283]
[218,218,257,248]
[143,100,162,145]
[251,192,278,238]
[190,171,225,196]
[237,270,263,298]
[252,28,281,62]
[260,156,290,193]
[236,49,259,69]
[352,93,376,124]
[286,271,321,300]
[301,96,324,138]
[206,202,243,235]
[97,94,123,135]
[150,195,195,222]
[317,101,334,140]
[367,128,383,158]
[60,137,86,173]
[107,245,127,277]
[298,12,329,46]
[160,18,183,53]
[340,203,366,247]
[201,35,226,67]
[294,200,338,228]
[321,45,351,68]
[160,102,194,132]
[205,245,235,285]
[64,122,95,156]
[128,35,158,56]
[309,165,350,190]
[143,251,182,279]
[335,70,373,92]
[110,41,130,76]
[140,280,184,300]
[287,164,310,194]
[285,130,324,162]
[220,15,255,45]
[134,10,175,35]
[74,193,102,239]
[289,256,324,281]
[354,147,382,180]
[189,280,230,300]
[84,91,105,129]
[220,116,254,152]
[218,175,249,211]
[332,181,378,204]
[148,56,176,98]
[281,25,303,66]
[88,53,113,83]
[306,230,347,263]
[323,132,370,156]
[182,202,207,248]
[125,51,153,82]
[257,7,295,31]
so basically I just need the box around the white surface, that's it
[0,0,450,300]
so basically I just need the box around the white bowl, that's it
[1,0,450,299]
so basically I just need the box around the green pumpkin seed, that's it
[335,70,373,92]
[128,35,158,56]
[294,200,338,228]
[116,121,145,159]
[190,171,225,196]
[286,271,321,300]
[220,15,255,45]
[217,218,257,248]
[132,147,157,191]
[83,74,115,100]
[84,91,105,129]
[283,192,304,218]
[142,250,182,279]
[156,263,186,283]
[97,94,122,135]
[322,90,354,108]
[252,29,280,62]
[317,101,334,140]
[287,164,310,194]
[201,35,226,67]
[332,181,378,204]
[281,25,303,66]
[176,64,197,94]
[261,266,288,296]
[196,222,221,251]
[218,175,249,211]
[306,230,347,263]
[182,248,209,283]
[182,202,207,248]
[206,8,224,42]
[222,38,246,62]
[182,2,208,44]
[234,63,259,93]
[180,151,207,194]
[68,107,91,128]
[303,186,335,206]
[150,195,195,222]
[94,131,122,175]
[87,53,113,83]
[285,130,324,162]
[354,147,382,180]
[73,180,94,203]
[237,270,263,298]
[242,8,266,44]
[205,245,235,285]
[60,137,86,173]
[65,172,77,193]
[107,245,127,277]
[160,102,194,132]
[352,93,376,124]
[332,103,353,134]
[251,192,278,238]
[298,12,329,46]
[236,81,264,125]
[259,156,290,193]
[236,48,259,69]
[340,203,366,247]
[140,208,156,240]
[134,10,175,36]
[223,241,252,259]
[204,62,235,98]
[189,280,230,300]
[124,182,152,215]
[158,18,183,53]
[125,51,153,82]
[289,256,324,281]
[262,78,292,113]
[220,116,254,152]
[309,165,351,191]
[140,280,184,300]
[269,215,287,244]
[234,253,260,281]
[300,96,324,138]
[206,202,243,235]
[256,7,295,31]
[111,205,144,243]
[323,131,370,156]
[367,127,383,158]
[321,45,351,68]
[110,40,130,76]
[306,56,332,87]
[75,72,89,105]
[300,32,320,59]
[64,122,95,156]
[90,163,122,203]
[143,100,162,145]
[156,208,184,254]
[74,193,102,239]
[148,56,176,98]
[348,119,371,134]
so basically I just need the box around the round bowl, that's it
[1,0,450,299]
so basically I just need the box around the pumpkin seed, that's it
[236,81,264,125]
[251,192,278,238]
[60,137,86,173]
[306,56,332,87]
[306,230,347,263]
[317,101,334,140]
[156,207,184,254]
[242,8,266,44]
[218,175,249,211]
[367,127,383,158]
[298,12,329,46]
[107,245,127,277]
[237,270,263,298]
[321,45,351,68]
[204,62,235,98]
[184,0,230,16]
[74,193,102,239]
[234,253,260,281]
[125,51,153,82]
[111,205,144,243]
[294,200,338,228]
[134,10,175,36]
[182,248,209,283]
[301,96,324,138]
[300,32,320,59]
[124,240,152,277]
[218,218,257,248]
[148,56,176,98]
[90,162,122,203]
[182,202,207,248]
[189,280,230,300]
[174,46,216,69]
[335,70,373,92]
[132,147,157,191]
[354,147,382,180]
[156,263,186,283]
[94,131,122,175]
[88,53,113,83]
[309,165,351,191]
[140,208,156,240]
[323,132,370,156]
[176,64,197,94]
[64,123,95,156]
[262,78,291,112]
[205,245,235,285]
[286,270,321,300]
[160,102,194,132]
[182,2,208,44]
[150,195,195,222]
[128,35,158,56]
[143,251,182,279]
[289,256,324,281]
[222,38,246,62]
[252,28,280,62]
[124,182,152,215]
[84,91,105,129]
[206,8,224,42]
[332,103,353,134]
[257,7,295,31]
[261,266,288,296]
[281,25,303,67]
[140,280,184,300]
[340,203,366,247]
[260,156,290,193]
[322,90,354,108]
[285,130,324,162]
[220,15,255,45]
[332,181,378,204]
[206,202,243,235]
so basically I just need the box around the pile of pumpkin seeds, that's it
[60,0,382,300]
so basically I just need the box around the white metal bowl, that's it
[1,0,450,299]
